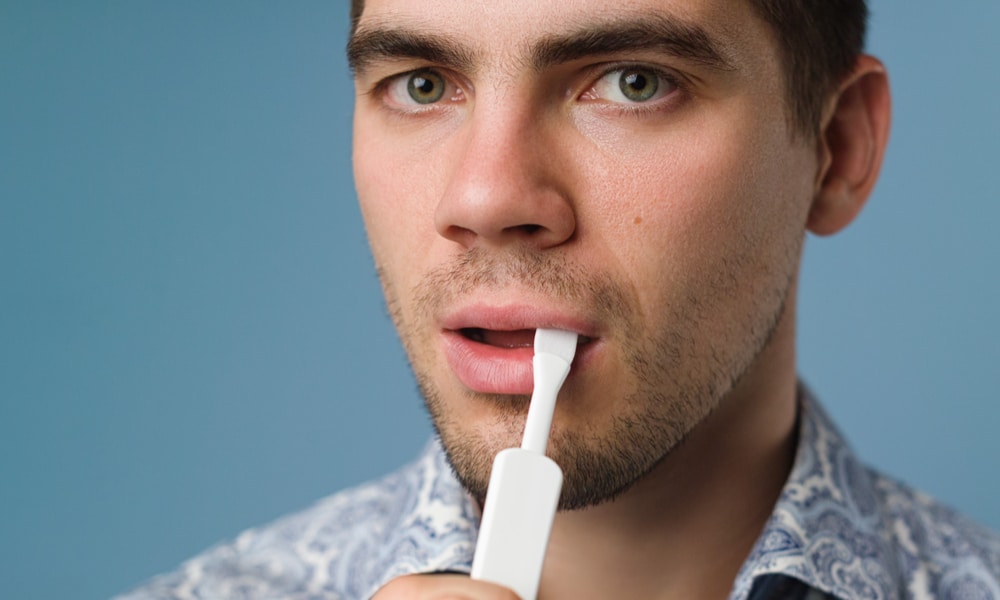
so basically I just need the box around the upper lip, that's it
[439,302,600,340]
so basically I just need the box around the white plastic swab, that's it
[470,328,578,600]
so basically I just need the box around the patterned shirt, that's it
[118,388,1000,599]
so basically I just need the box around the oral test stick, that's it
[470,328,578,600]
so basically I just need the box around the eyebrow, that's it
[347,28,476,75]
[531,16,735,72]
[347,14,734,77]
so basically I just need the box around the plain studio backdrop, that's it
[1,2,998,598]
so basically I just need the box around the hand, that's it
[372,574,522,600]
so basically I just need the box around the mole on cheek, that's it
[633,216,643,225]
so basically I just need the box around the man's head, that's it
[348,0,889,509]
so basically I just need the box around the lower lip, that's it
[442,331,535,394]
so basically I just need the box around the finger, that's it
[372,573,522,600]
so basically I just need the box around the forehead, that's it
[356,0,767,58]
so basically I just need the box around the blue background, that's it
[1,2,997,598]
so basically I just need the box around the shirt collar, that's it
[367,385,902,600]
[729,385,901,600]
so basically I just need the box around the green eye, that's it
[407,70,446,104]
[618,69,660,102]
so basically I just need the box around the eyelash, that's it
[370,62,686,116]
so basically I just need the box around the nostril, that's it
[519,224,542,235]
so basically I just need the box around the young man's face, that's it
[351,0,820,508]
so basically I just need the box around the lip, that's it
[440,303,601,395]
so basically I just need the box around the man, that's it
[120,0,1000,598]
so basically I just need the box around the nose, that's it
[433,106,577,251]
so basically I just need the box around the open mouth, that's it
[458,328,593,349]
[444,327,593,394]
[459,328,534,348]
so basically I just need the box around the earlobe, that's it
[808,55,892,236]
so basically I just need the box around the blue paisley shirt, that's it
[118,389,1000,599]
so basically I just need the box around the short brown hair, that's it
[747,0,868,137]
[347,0,867,137]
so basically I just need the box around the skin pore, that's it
[351,0,890,597]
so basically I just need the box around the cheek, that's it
[663,134,803,254]
[578,120,814,310]
[353,118,446,291]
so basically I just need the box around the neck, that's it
[540,305,800,599]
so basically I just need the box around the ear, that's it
[808,55,892,236]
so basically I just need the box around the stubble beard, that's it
[382,246,792,511]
